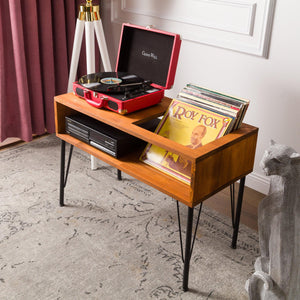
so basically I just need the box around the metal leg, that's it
[117,169,122,181]
[231,176,246,249]
[230,183,235,228]
[183,207,194,292]
[59,141,66,206]
[176,202,203,291]
[59,140,74,207]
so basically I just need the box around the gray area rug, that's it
[0,135,259,299]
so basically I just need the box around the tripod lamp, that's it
[68,0,112,169]
[67,0,112,93]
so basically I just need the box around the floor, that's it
[0,137,21,148]
[205,185,264,231]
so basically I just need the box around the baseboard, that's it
[245,172,269,195]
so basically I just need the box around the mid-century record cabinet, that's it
[54,93,258,291]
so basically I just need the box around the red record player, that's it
[73,23,181,114]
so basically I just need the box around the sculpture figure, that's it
[246,140,300,299]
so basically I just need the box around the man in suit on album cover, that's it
[164,125,207,176]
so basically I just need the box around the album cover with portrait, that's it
[140,98,236,183]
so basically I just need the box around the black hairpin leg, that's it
[176,201,203,291]
[231,176,246,249]
[230,182,236,228]
[59,140,74,207]
[117,169,122,180]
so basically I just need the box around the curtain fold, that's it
[0,0,92,142]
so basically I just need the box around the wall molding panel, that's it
[111,0,276,57]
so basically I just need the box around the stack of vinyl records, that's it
[177,83,250,132]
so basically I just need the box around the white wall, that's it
[101,0,300,194]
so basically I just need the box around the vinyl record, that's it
[78,72,145,93]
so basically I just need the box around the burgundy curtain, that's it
[0,0,96,142]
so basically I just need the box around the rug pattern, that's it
[0,135,259,299]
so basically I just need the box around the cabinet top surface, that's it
[55,92,170,124]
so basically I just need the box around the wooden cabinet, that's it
[55,92,258,291]
[55,93,258,208]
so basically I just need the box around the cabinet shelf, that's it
[55,93,258,208]
[56,132,191,206]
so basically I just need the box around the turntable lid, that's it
[116,23,181,90]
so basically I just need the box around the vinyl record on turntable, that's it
[78,72,145,93]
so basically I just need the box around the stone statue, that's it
[246,140,300,299]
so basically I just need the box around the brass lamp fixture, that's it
[78,0,101,22]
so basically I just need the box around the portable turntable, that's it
[73,23,181,114]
